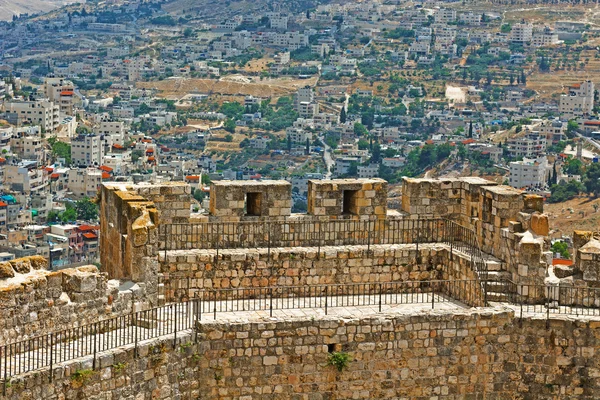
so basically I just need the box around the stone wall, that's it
[0,257,140,343]
[402,177,550,285]
[100,183,159,282]
[308,178,387,218]
[209,180,292,220]
[8,309,600,400]
[159,244,484,306]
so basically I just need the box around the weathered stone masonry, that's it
[4,310,600,400]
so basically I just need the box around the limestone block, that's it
[10,258,31,274]
[530,214,549,237]
[524,194,544,213]
[0,262,14,278]
[63,269,99,293]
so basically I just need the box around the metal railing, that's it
[502,280,600,320]
[0,301,195,390]
[198,279,485,318]
[0,278,482,384]
[158,217,486,266]
[158,217,490,303]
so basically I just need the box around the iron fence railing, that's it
[158,218,490,303]
[5,277,600,384]
[0,279,482,385]
[197,279,485,318]
[158,218,487,272]
[501,280,600,320]
[0,301,195,391]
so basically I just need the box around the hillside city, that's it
[0,0,599,272]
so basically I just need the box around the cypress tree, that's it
[340,107,346,123]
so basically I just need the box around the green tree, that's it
[563,158,583,175]
[468,121,473,138]
[340,107,346,123]
[353,122,368,136]
[61,205,77,223]
[566,120,579,138]
[223,119,236,133]
[75,197,99,221]
[370,143,381,163]
[183,27,193,37]
[584,163,600,197]
[131,149,143,163]
[551,241,570,259]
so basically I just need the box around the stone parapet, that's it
[308,178,387,218]
[209,180,292,219]
[7,308,600,399]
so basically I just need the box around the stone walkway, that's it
[1,293,467,380]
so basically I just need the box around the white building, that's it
[510,22,533,44]
[559,81,594,116]
[532,27,559,47]
[507,133,547,158]
[71,134,104,167]
[67,168,103,199]
[286,127,312,143]
[509,156,549,189]
[435,9,456,23]
[4,100,60,132]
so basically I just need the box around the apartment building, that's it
[532,27,559,47]
[71,134,104,167]
[509,156,549,189]
[435,8,456,23]
[4,100,60,132]
[507,133,547,158]
[67,167,103,199]
[510,21,533,44]
[559,80,594,116]
[4,160,48,194]
[43,77,77,116]
[286,127,312,143]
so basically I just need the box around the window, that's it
[245,192,262,216]
[342,190,358,215]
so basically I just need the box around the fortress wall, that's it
[0,258,121,343]
[160,245,484,306]
[6,309,600,400]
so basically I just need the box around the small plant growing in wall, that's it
[112,362,127,373]
[179,342,192,353]
[327,352,351,372]
[70,369,95,387]
[192,353,202,363]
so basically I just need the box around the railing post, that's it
[215,223,220,261]
[415,217,420,264]
[325,285,328,315]
[173,303,177,349]
[134,312,138,359]
[269,288,273,317]
[431,282,435,309]
[4,342,8,391]
[268,222,271,261]
[92,325,97,370]
[367,220,371,253]
[317,221,321,260]
[378,283,382,312]
[546,285,550,329]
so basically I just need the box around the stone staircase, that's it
[479,258,514,303]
